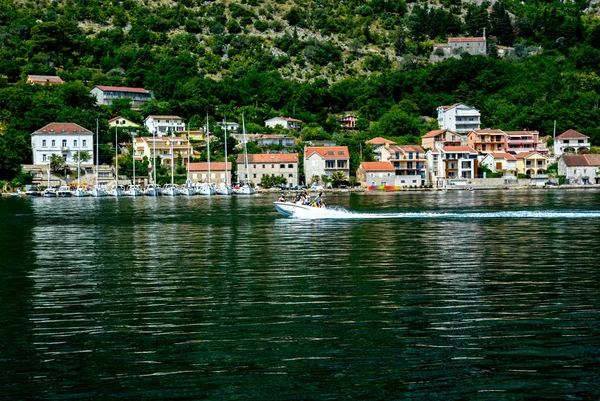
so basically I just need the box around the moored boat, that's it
[57,185,72,197]
[126,184,143,196]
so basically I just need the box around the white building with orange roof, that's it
[467,129,507,154]
[437,103,481,133]
[143,115,186,137]
[421,129,462,150]
[304,146,350,184]
[426,145,479,186]
[553,129,590,156]
[91,85,153,109]
[264,117,302,130]
[31,123,94,165]
[236,153,300,186]
[133,136,192,168]
[356,161,395,188]
[480,152,517,176]
[188,162,232,184]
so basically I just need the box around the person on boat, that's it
[278,193,286,202]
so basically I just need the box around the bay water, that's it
[1,190,599,399]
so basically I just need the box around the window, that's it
[253,174,256,178]
[338,151,344,155]
[288,174,293,178]
[82,140,86,147]
[51,140,56,147]
[62,139,67,147]
[328,151,334,155]
[288,164,293,168]
[326,161,335,168]
[42,154,47,162]
[280,164,285,168]
[253,164,256,168]
[262,164,265,168]
[42,140,47,147]
[271,164,274,168]
[74,139,78,147]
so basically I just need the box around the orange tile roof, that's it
[489,152,516,161]
[561,154,600,166]
[95,85,150,94]
[422,129,445,138]
[27,75,64,84]
[304,146,349,159]
[366,137,396,145]
[389,145,425,153]
[360,161,395,172]
[556,129,588,139]
[442,146,478,153]
[505,130,538,136]
[449,37,486,43]
[471,129,505,135]
[236,153,299,163]
[514,151,543,159]
[188,162,232,171]
[32,123,92,135]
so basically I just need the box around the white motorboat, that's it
[42,187,57,198]
[72,186,90,197]
[57,185,72,197]
[90,185,107,197]
[145,184,161,197]
[162,183,179,197]
[26,186,42,197]
[273,201,325,217]
[233,183,254,195]
[126,185,143,196]
[108,185,125,197]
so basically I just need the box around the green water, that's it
[1,190,599,400]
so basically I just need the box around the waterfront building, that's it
[480,152,517,176]
[188,162,232,184]
[558,154,600,185]
[304,146,350,185]
[356,161,395,187]
[133,136,191,168]
[553,129,590,156]
[467,129,507,155]
[505,130,547,154]
[366,137,396,161]
[421,129,462,150]
[143,115,186,137]
[426,145,479,186]
[264,117,302,130]
[256,134,295,147]
[91,85,153,109]
[379,145,427,186]
[437,103,481,133]
[108,116,141,130]
[515,151,548,176]
[26,75,64,85]
[31,122,94,165]
[236,153,300,186]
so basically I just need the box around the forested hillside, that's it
[1,0,600,182]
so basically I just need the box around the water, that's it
[1,190,599,400]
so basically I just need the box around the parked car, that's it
[545,181,558,186]
[291,185,306,190]
[311,184,324,191]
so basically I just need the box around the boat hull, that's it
[273,201,322,217]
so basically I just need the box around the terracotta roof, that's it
[146,115,183,120]
[556,129,588,139]
[422,130,445,138]
[441,146,478,153]
[561,154,600,166]
[27,75,64,84]
[389,145,425,153]
[32,123,92,135]
[188,162,232,171]
[94,85,150,94]
[304,146,349,159]
[471,129,505,135]
[360,161,395,172]
[236,153,299,163]
[505,130,538,136]
[366,137,396,145]
[488,152,516,161]
[514,151,543,159]
[449,37,486,43]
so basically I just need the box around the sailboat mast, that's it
[77,130,81,188]
[187,122,190,181]
[96,117,99,186]
[132,133,136,186]
[153,129,156,196]
[242,113,249,184]
[115,125,118,188]
[206,112,211,185]
[171,133,174,187]
[224,117,229,187]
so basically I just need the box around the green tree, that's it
[50,154,65,173]
[330,171,347,187]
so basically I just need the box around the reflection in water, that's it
[0,191,599,399]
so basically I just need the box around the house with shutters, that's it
[236,153,300,186]
[143,115,186,137]
[553,129,590,156]
[558,154,600,185]
[304,146,350,184]
[437,103,481,134]
[188,162,232,185]
[480,152,517,176]
[31,123,94,165]
[467,129,507,155]
[356,162,396,188]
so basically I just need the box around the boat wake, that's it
[287,208,600,220]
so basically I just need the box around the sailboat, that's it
[233,113,255,195]
[73,130,89,197]
[126,133,142,196]
[216,117,233,195]
[145,129,161,196]
[197,113,215,196]
[91,118,107,197]
[108,125,124,196]
[163,134,179,196]
[181,125,196,196]
[42,162,57,197]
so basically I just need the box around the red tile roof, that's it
[556,129,588,139]
[489,152,516,161]
[27,75,64,84]
[441,146,478,153]
[366,137,396,145]
[449,37,486,43]
[505,130,538,136]
[514,151,543,159]
[471,129,505,135]
[304,146,349,159]
[236,153,299,163]
[188,162,232,171]
[94,85,150,94]
[360,161,395,172]
[389,145,425,153]
[32,123,92,135]
[561,154,600,166]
